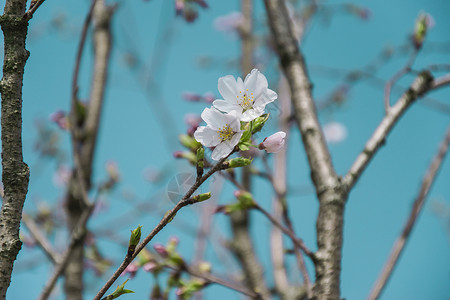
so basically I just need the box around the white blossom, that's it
[194,107,244,160]
[213,69,277,122]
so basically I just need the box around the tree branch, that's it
[93,154,234,300]
[264,1,346,299]
[23,0,47,20]
[0,1,30,298]
[343,71,435,191]
[227,0,271,298]
[367,126,450,300]
[164,264,260,298]
[22,213,62,265]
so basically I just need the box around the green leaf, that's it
[105,279,135,299]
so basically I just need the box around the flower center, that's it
[238,89,254,111]
[217,123,234,141]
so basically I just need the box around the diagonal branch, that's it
[367,126,450,300]
[93,154,235,300]
[343,71,436,191]
[22,213,62,265]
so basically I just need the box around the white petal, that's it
[224,110,243,131]
[246,69,269,98]
[218,75,238,102]
[213,99,241,114]
[201,107,227,129]
[241,108,264,122]
[212,142,234,160]
[211,130,243,160]
[194,126,221,147]
[254,89,277,108]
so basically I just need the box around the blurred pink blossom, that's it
[213,11,243,34]
[323,122,347,144]
[49,110,69,130]
[121,262,139,278]
[52,164,71,188]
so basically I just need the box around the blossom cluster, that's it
[194,69,285,160]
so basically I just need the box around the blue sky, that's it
[2,0,450,299]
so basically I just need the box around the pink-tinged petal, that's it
[213,99,241,113]
[218,75,238,102]
[261,131,286,153]
[194,126,220,147]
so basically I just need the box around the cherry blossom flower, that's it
[323,122,347,144]
[259,131,286,153]
[213,69,277,122]
[194,107,244,160]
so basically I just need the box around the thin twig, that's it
[22,213,61,265]
[384,49,418,113]
[432,73,450,90]
[37,202,96,300]
[270,77,290,295]
[343,71,436,191]
[69,0,99,207]
[367,127,450,300]
[23,0,46,20]
[254,203,315,260]
[93,154,233,300]
[163,264,260,298]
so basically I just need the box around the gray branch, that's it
[367,127,450,300]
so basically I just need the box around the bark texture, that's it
[263,1,346,299]
[228,0,271,299]
[0,0,30,299]
[64,1,112,299]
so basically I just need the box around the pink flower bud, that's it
[175,0,184,15]
[153,244,168,257]
[182,91,202,102]
[143,261,157,272]
[121,263,139,278]
[173,151,183,158]
[202,92,215,103]
[259,131,286,153]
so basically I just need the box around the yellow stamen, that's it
[217,123,234,141]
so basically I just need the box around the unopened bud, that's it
[234,190,255,208]
[173,151,197,164]
[128,225,142,256]
[179,134,202,151]
[224,157,253,168]
[259,131,286,153]
[252,114,270,134]
[192,192,211,203]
